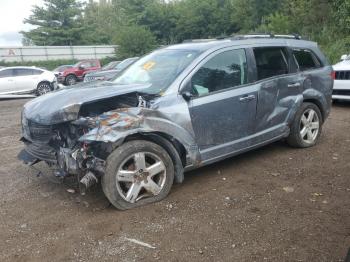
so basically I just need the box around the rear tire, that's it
[65,74,77,86]
[102,140,175,210]
[287,102,323,148]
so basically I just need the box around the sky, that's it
[0,0,90,47]
[0,0,44,46]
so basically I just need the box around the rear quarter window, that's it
[293,49,322,71]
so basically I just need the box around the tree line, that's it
[22,0,350,63]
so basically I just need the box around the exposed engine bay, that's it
[19,92,154,192]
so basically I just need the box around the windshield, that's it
[112,50,200,94]
[103,61,119,70]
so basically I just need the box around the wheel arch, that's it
[303,98,325,122]
[123,132,187,183]
[37,80,52,90]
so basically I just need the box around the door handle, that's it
[288,83,301,88]
[239,95,256,102]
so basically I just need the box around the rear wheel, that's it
[102,140,174,210]
[287,102,323,148]
[65,74,77,86]
[36,82,52,96]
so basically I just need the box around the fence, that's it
[0,45,117,62]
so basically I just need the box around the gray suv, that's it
[18,35,333,210]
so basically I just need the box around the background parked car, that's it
[101,61,121,71]
[332,54,350,101]
[52,65,73,77]
[84,57,138,82]
[58,59,101,86]
[0,67,57,97]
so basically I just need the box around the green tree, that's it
[21,0,84,45]
[113,25,157,59]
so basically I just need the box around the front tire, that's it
[65,74,77,86]
[102,140,175,210]
[287,102,323,148]
[36,82,52,96]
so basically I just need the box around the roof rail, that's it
[232,33,302,40]
[182,39,217,43]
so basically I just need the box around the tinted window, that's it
[191,49,248,96]
[13,69,33,77]
[293,49,321,71]
[32,69,43,75]
[254,47,289,80]
[0,69,14,78]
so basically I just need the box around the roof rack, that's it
[182,39,217,43]
[231,33,302,40]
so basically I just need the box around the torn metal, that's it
[18,84,200,192]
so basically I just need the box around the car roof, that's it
[0,66,44,70]
[163,38,318,53]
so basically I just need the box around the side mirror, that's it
[340,54,348,61]
[182,91,194,101]
[79,66,85,70]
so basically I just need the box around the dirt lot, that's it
[0,99,349,262]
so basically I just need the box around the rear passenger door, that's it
[13,68,39,92]
[0,69,16,93]
[184,48,258,161]
[253,47,303,133]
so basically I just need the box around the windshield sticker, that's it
[143,61,156,71]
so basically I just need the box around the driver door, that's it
[185,48,258,162]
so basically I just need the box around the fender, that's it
[78,107,202,167]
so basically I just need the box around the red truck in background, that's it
[57,59,101,86]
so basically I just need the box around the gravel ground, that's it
[0,99,349,262]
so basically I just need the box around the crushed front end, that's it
[18,110,109,192]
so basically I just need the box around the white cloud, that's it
[0,0,89,46]
[0,0,43,46]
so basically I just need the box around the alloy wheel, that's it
[37,83,51,96]
[299,109,320,144]
[116,152,167,203]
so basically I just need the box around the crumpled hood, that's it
[23,82,152,125]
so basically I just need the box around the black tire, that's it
[102,140,175,210]
[36,82,52,96]
[65,74,77,86]
[287,102,323,148]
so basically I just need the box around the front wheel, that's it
[36,82,52,96]
[287,102,323,148]
[102,140,175,210]
[65,74,77,86]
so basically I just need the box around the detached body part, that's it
[18,36,333,210]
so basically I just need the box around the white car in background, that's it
[333,54,350,101]
[0,67,57,98]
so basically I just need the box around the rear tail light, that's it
[331,71,336,80]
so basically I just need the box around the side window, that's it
[90,61,98,67]
[191,49,248,96]
[31,69,43,75]
[293,49,321,71]
[80,62,91,68]
[13,69,32,77]
[253,47,289,80]
[0,69,13,78]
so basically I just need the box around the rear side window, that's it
[13,69,33,76]
[191,49,248,96]
[32,69,43,75]
[0,69,14,78]
[253,47,289,80]
[293,49,321,71]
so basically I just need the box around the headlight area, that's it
[55,122,111,194]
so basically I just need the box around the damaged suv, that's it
[18,35,333,210]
